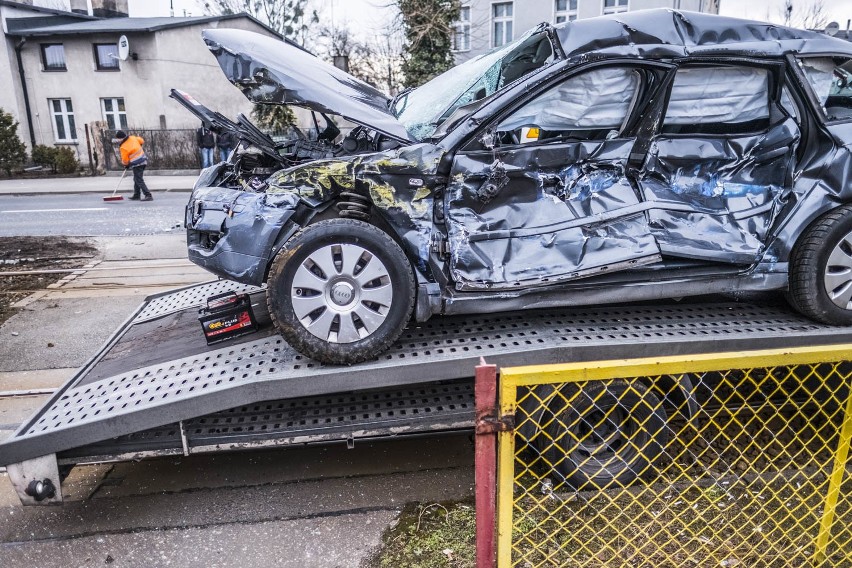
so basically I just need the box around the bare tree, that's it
[198,0,318,44]
[316,23,404,94]
[779,0,829,30]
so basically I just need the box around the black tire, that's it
[266,219,415,365]
[788,205,852,325]
[538,380,668,489]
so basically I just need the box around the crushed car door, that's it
[638,61,799,264]
[446,63,669,290]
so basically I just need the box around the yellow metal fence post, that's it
[496,373,517,567]
[813,376,852,565]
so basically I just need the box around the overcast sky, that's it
[126,0,398,37]
[125,0,852,35]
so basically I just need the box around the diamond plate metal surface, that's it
[59,382,474,459]
[133,280,264,324]
[21,302,834,438]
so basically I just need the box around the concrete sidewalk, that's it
[0,174,198,195]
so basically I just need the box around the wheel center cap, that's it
[330,282,355,306]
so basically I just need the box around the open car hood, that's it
[202,28,414,143]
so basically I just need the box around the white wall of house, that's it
[0,3,59,150]
[15,18,277,164]
[454,0,720,63]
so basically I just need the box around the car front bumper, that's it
[185,185,299,286]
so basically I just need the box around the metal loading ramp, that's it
[3,279,852,496]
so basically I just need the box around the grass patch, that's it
[367,500,476,568]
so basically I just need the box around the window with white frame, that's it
[49,98,77,142]
[452,6,471,52]
[101,97,128,130]
[492,2,513,48]
[555,0,578,23]
[602,0,628,14]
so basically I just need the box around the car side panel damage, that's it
[639,116,801,264]
[178,10,852,364]
[446,140,661,289]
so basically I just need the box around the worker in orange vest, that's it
[115,130,152,201]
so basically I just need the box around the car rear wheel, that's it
[789,205,852,325]
[267,219,415,365]
[538,380,668,489]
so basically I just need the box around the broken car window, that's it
[798,56,852,122]
[495,67,640,144]
[395,29,555,141]
[663,66,770,135]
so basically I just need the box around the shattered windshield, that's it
[394,29,556,141]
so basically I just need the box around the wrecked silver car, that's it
[176,9,852,364]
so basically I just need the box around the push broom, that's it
[103,168,128,202]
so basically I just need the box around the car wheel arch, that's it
[262,199,431,312]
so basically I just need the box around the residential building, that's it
[0,0,283,165]
[452,0,721,62]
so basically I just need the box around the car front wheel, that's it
[789,205,852,325]
[266,219,415,365]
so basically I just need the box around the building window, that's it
[101,98,128,130]
[94,43,120,70]
[452,6,471,52]
[40,44,66,71]
[50,98,77,142]
[555,0,578,23]
[602,0,628,14]
[492,2,513,47]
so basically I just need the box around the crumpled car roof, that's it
[555,9,852,60]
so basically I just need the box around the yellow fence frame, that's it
[496,344,852,567]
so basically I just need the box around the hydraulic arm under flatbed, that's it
[3,280,852,504]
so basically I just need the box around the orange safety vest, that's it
[120,136,147,167]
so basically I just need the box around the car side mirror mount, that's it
[479,130,496,150]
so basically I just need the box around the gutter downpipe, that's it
[14,37,37,149]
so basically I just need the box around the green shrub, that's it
[54,147,78,174]
[31,144,79,174]
[0,108,26,175]
[31,144,55,167]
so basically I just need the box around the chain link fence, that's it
[496,346,852,567]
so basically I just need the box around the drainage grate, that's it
[4,294,852,467]
[133,280,264,324]
[59,382,474,458]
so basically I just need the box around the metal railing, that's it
[100,129,201,171]
[99,127,335,171]
[494,345,852,567]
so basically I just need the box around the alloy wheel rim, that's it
[824,232,852,310]
[291,243,393,344]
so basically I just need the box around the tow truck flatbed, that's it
[3,279,852,504]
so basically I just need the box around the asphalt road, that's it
[0,193,188,236]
